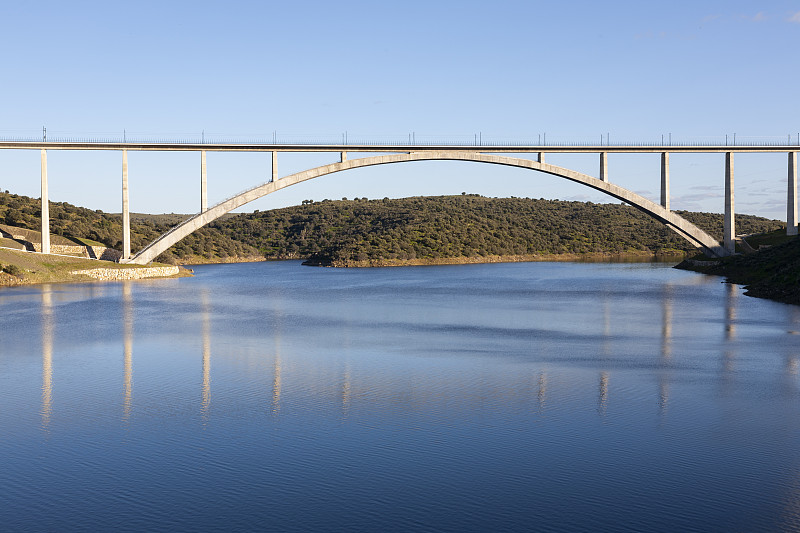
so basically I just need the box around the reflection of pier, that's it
[597,372,609,416]
[270,342,282,416]
[201,291,211,423]
[537,372,547,413]
[41,286,53,432]
[725,283,737,341]
[659,285,673,415]
[122,283,133,423]
[723,283,738,379]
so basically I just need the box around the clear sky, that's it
[1,0,798,220]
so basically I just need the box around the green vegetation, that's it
[0,190,786,268]
[677,231,800,305]
[3,189,797,303]
[211,195,783,266]
[0,191,260,264]
[1,262,23,277]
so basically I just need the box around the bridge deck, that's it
[0,142,797,153]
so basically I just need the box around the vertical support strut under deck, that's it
[122,149,130,260]
[789,152,798,236]
[600,152,608,182]
[40,149,50,254]
[724,152,735,254]
[661,152,670,210]
[201,150,207,212]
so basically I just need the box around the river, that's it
[1,260,799,532]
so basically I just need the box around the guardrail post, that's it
[724,152,735,253]
[122,149,130,260]
[789,152,798,236]
[661,152,670,210]
[40,149,50,254]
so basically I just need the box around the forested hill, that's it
[0,190,784,266]
[210,195,784,266]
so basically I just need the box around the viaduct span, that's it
[1,141,798,264]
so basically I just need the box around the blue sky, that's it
[1,0,798,220]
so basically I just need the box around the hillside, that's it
[677,232,800,305]
[211,195,784,266]
[0,191,261,264]
[0,191,785,267]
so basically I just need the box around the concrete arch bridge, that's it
[129,151,728,264]
[3,141,797,264]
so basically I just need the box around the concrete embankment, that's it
[71,266,180,281]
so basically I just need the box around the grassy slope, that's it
[0,248,186,287]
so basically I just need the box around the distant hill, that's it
[210,195,784,266]
[0,190,785,266]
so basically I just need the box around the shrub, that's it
[2,264,24,277]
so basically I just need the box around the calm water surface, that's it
[1,261,799,532]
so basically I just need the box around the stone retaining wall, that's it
[88,246,123,261]
[71,266,180,281]
[28,243,123,261]
[32,243,89,254]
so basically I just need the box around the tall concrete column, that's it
[724,152,735,254]
[661,152,670,210]
[201,150,208,212]
[272,151,278,182]
[122,149,131,260]
[789,152,798,236]
[600,152,608,182]
[40,149,50,254]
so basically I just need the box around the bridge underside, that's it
[127,151,728,265]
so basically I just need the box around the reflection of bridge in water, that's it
[35,280,799,432]
[2,140,798,263]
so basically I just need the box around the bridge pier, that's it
[724,152,735,253]
[122,149,130,260]
[599,152,608,182]
[789,152,798,236]
[40,149,50,254]
[201,150,207,212]
[661,152,670,210]
[272,151,278,182]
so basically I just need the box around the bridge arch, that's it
[127,151,728,264]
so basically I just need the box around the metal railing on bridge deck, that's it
[2,131,800,148]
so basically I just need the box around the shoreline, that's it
[302,251,686,268]
[674,237,800,306]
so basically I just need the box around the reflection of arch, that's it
[127,152,728,264]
